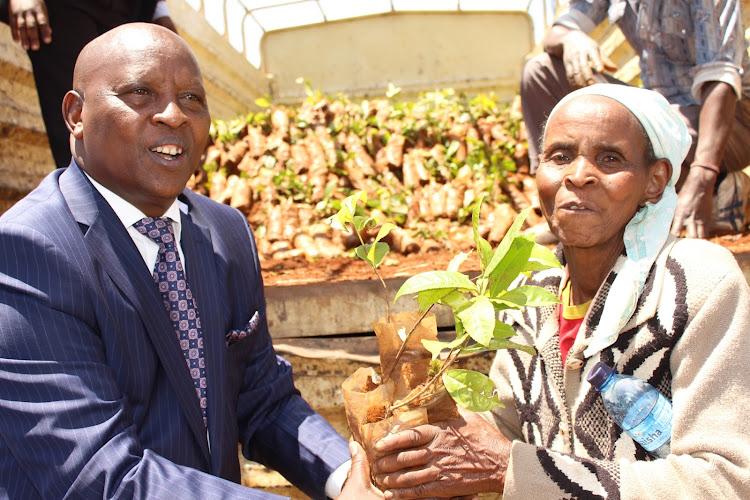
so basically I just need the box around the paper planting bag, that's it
[342,311,458,463]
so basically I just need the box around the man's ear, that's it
[62,90,85,139]
[641,158,671,206]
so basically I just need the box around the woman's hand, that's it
[8,0,52,51]
[371,406,511,499]
[337,441,385,500]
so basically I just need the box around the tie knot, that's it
[133,217,175,247]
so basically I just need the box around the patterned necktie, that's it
[133,217,208,427]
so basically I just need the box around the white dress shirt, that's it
[84,173,187,275]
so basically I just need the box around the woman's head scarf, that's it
[544,84,691,357]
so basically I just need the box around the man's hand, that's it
[8,0,52,51]
[371,406,510,499]
[561,30,616,88]
[671,167,718,238]
[337,441,385,500]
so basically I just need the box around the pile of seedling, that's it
[189,83,542,261]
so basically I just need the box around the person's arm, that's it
[543,1,616,88]
[671,82,737,238]
[7,0,52,50]
[231,217,350,500]
[669,0,745,237]
[543,25,617,88]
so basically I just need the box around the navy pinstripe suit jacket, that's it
[0,162,348,499]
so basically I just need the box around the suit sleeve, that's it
[0,220,286,499]
[229,217,349,500]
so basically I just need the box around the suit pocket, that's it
[225,310,261,347]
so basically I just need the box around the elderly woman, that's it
[368,85,750,499]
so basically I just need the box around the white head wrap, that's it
[545,84,691,357]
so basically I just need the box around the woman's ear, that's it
[62,90,85,139]
[640,158,671,206]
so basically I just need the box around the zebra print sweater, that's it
[489,236,750,499]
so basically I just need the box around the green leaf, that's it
[353,215,380,232]
[446,140,460,160]
[487,235,535,298]
[443,369,504,412]
[373,222,396,247]
[471,198,493,270]
[447,251,470,272]
[456,295,496,347]
[484,207,531,278]
[460,336,536,356]
[439,290,471,310]
[522,244,562,272]
[386,82,402,98]
[477,238,493,275]
[355,242,389,268]
[492,321,517,340]
[394,271,477,302]
[325,213,346,231]
[414,288,454,311]
[421,334,468,360]
[498,285,561,308]
[254,96,271,108]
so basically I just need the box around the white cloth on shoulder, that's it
[546,84,692,357]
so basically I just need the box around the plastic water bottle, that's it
[586,361,672,458]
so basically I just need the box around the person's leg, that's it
[26,6,99,168]
[520,53,570,173]
[520,53,621,173]
[26,1,130,169]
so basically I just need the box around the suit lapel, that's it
[59,165,211,462]
[179,207,229,467]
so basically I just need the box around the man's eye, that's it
[132,88,150,95]
[184,93,204,103]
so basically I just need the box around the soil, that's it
[260,232,750,287]
[260,248,481,287]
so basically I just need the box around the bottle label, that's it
[626,396,672,452]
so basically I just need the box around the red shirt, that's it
[559,281,591,364]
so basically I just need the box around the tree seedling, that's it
[328,191,561,414]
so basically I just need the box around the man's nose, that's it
[153,99,189,128]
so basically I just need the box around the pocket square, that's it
[225,310,261,347]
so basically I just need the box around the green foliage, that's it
[443,369,504,412]
[325,191,394,272]
[395,199,562,412]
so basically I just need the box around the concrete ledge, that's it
[265,276,456,339]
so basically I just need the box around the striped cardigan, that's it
[489,236,750,499]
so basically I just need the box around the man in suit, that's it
[2,0,176,168]
[0,23,352,499]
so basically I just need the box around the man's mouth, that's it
[150,145,184,159]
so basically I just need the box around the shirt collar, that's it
[83,170,187,240]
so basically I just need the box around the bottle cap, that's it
[586,361,613,389]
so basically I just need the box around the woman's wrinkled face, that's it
[536,96,662,251]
